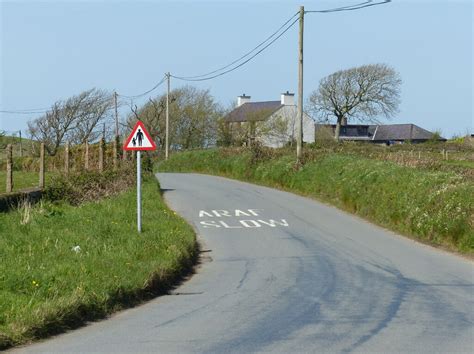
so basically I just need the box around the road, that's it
[14,173,474,353]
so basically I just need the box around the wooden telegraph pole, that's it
[296,6,304,162]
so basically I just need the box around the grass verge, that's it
[159,148,473,254]
[0,178,196,349]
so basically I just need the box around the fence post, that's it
[6,144,13,193]
[64,141,70,174]
[122,140,127,161]
[39,143,45,189]
[113,136,119,170]
[84,141,89,170]
[98,138,104,172]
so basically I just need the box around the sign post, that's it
[123,121,157,233]
[137,150,141,232]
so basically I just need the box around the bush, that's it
[43,168,136,205]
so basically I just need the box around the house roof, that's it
[368,124,443,141]
[316,123,445,141]
[224,101,283,123]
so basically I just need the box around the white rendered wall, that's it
[258,106,315,148]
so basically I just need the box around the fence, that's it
[1,138,131,194]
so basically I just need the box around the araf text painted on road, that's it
[199,209,262,217]
[198,209,289,229]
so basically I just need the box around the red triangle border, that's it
[123,121,157,151]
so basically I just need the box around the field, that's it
[159,143,473,254]
[0,171,52,193]
[0,179,196,349]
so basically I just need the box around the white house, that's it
[224,92,315,148]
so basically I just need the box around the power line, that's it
[0,109,49,114]
[305,0,391,13]
[172,17,299,82]
[117,75,167,99]
[2,1,391,111]
[173,12,299,80]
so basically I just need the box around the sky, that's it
[0,0,472,138]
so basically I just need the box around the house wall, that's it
[258,106,315,148]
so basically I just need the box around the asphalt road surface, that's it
[14,173,474,353]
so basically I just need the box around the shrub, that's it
[43,168,136,205]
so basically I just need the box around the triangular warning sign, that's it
[123,121,157,151]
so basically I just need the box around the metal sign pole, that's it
[124,121,156,233]
[137,150,142,233]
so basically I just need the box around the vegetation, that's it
[128,85,223,150]
[43,168,135,205]
[27,88,115,155]
[0,178,196,349]
[307,63,401,140]
[0,171,52,193]
[159,146,473,254]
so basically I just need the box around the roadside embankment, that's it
[0,171,197,350]
[159,147,473,254]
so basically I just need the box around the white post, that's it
[166,72,170,160]
[137,151,142,233]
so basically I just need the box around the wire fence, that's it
[0,138,132,194]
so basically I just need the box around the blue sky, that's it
[1,0,472,138]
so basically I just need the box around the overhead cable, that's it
[172,17,299,82]
[305,0,391,13]
[117,75,167,99]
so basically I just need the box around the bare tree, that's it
[308,63,401,141]
[27,89,114,154]
[68,89,114,144]
[28,102,72,155]
[126,97,166,149]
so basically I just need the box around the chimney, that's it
[281,91,295,105]
[237,93,251,107]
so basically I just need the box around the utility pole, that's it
[166,72,170,160]
[296,5,304,162]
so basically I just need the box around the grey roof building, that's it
[225,101,283,123]
[224,92,315,147]
[316,123,446,143]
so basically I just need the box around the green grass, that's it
[0,171,49,193]
[0,179,196,349]
[159,148,473,254]
[0,171,39,192]
[442,160,474,169]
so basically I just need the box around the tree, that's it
[27,89,114,155]
[127,86,222,151]
[67,89,114,144]
[308,64,401,141]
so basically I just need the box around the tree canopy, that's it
[27,88,114,155]
[308,64,401,140]
[127,86,222,151]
